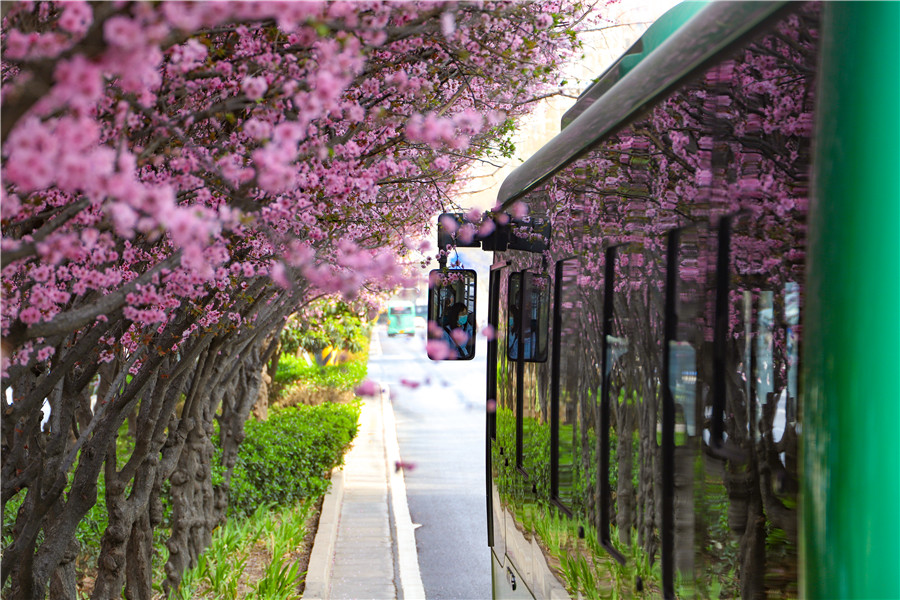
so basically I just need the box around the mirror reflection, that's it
[427,269,477,360]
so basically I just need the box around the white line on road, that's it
[381,383,426,600]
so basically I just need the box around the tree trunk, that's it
[48,537,79,600]
[164,418,217,595]
[217,336,279,505]
[163,291,288,595]
[673,446,696,577]
[163,347,220,596]
[615,394,635,546]
[91,465,131,598]
[124,510,155,600]
[92,367,169,600]
[253,368,271,420]
[740,480,766,600]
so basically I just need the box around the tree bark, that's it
[615,394,635,546]
[124,510,154,600]
[48,537,79,600]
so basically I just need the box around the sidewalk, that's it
[304,379,425,600]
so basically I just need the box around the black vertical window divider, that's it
[599,247,626,564]
[661,230,680,600]
[488,265,504,442]
[711,215,745,462]
[515,271,527,472]
[712,216,731,452]
[486,265,504,548]
[550,261,563,503]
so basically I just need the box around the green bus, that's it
[386,300,416,337]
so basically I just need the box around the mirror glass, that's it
[427,269,477,360]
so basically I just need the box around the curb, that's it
[303,464,344,599]
[381,385,426,600]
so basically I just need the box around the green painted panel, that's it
[803,2,900,598]
[618,1,708,76]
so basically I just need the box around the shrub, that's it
[280,300,370,359]
[228,402,360,518]
[272,353,368,405]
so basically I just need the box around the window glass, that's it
[507,272,550,363]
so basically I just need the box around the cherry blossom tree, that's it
[0,1,595,597]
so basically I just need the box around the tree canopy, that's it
[0,2,594,597]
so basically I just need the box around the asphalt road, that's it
[367,324,491,600]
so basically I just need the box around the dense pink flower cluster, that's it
[1,1,590,374]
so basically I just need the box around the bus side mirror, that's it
[427,269,477,360]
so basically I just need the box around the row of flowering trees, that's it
[0,2,594,597]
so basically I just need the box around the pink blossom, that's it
[510,201,528,218]
[428,321,444,338]
[441,11,456,38]
[696,169,713,187]
[1,191,22,220]
[355,379,380,397]
[241,76,268,100]
[3,29,34,60]
[450,327,469,346]
[104,16,144,48]
[166,38,207,74]
[426,339,454,360]
[19,307,42,325]
[313,69,344,104]
[535,13,554,29]
[478,219,496,237]
[439,214,459,235]
[243,117,273,140]
[454,109,484,135]
[458,223,476,244]
[270,262,290,289]
[58,1,93,35]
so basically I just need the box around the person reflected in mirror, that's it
[440,295,455,327]
[508,303,534,360]
[443,302,474,358]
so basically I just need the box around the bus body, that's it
[477,2,898,599]
[387,300,416,337]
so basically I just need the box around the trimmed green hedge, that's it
[228,402,360,518]
[274,353,368,391]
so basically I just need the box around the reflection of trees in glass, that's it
[505,6,817,595]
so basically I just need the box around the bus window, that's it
[507,271,550,363]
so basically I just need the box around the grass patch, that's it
[174,500,315,600]
[272,353,368,405]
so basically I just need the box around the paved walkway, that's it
[304,372,425,600]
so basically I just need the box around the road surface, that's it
[367,324,491,600]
